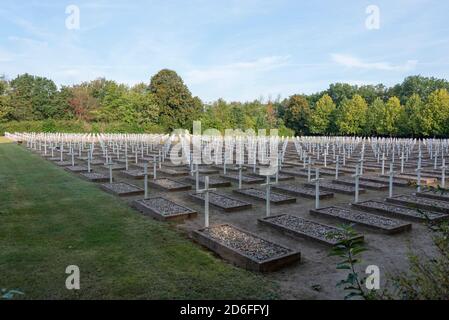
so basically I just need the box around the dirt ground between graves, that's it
[31,147,440,299]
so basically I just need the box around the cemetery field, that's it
[0,140,278,299]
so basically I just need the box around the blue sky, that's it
[1,0,448,102]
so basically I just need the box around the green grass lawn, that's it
[0,141,278,299]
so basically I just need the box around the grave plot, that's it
[102,163,126,171]
[100,182,144,197]
[351,200,447,222]
[386,194,449,214]
[310,206,412,234]
[249,173,294,181]
[360,176,410,187]
[220,173,265,184]
[198,168,220,175]
[192,224,300,272]
[77,156,89,161]
[332,177,388,190]
[65,165,89,173]
[416,190,449,202]
[88,159,105,165]
[213,165,247,172]
[272,184,334,199]
[162,162,188,168]
[48,157,63,161]
[159,168,189,176]
[149,178,191,192]
[132,197,197,222]
[233,188,296,205]
[259,214,364,246]
[120,169,149,179]
[280,168,308,177]
[80,172,110,182]
[389,174,437,185]
[190,191,252,212]
[304,181,366,195]
[186,176,231,188]
[54,161,73,167]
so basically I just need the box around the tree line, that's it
[1,71,449,137]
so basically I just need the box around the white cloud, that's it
[186,56,290,84]
[331,53,418,71]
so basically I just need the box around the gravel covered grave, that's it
[272,184,334,199]
[305,181,366,195]
[186,176,231,188]
[191,191,252,211]
[416,190,449,202]
[333,177,388,190]
[149,178,191,191]
[65,166,89,172]
[220,173,265,184]
[352,200,447,221]
[54,161,73,167]
[102,163,126,170]
[80,172,110,182]
[387,194,449,214]
[260,214,363,245]
[120,169,147,179]
[133,197,197,221]
[100,182,144,196]
[201,224,293,261]
[360,176,410,187]
[233,188,296,204]
[311,206,412,233]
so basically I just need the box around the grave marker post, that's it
[261,175,276,217]
[388,162,394,198]
[352,164,361,203]
[441,158,446,188]
[197,176,216,228]
[311,168,323,209]
[144,162,149,198]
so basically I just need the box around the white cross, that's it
[416,154,422,192]
[307,156,312,182]
[197,176,217,228]
[261,175,277,217]
[381,153,386,175]
[192,163,200,192]
[352,164,362,203]
[153,155,158,181]
[441,158,447,188]
[143,162,149,198]
[238,164,243,189]
[311,168,324,209]
[335,155,340,180]
[400,152,405,174]
[388,162,394,198]
[106,155,114,184]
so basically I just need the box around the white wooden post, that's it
[312,168,323,209]
[197,176,216,228]
[144,162,149,198]
[441,158,446,188]
[352,165,361,203]
[388,162,394,198]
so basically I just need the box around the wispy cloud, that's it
[331,53,418,72]
[186,56,290,84]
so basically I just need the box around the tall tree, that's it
[149,69,201,130]
[382,97,404,136]
[426,89,449,136]
[365,98,385,136]
[336,95,368,135]
[9,74,59,120]
[309,94,336,134]
[282,95,311,135]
